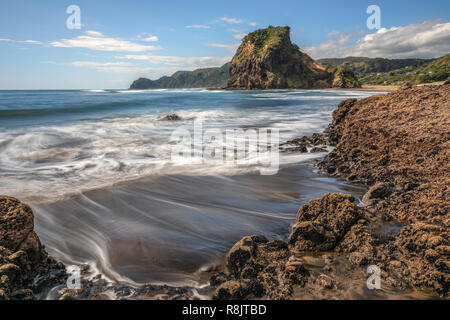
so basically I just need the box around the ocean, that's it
[0,88,378,289]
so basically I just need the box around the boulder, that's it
[289,193,363,251]
[0,196,66,300]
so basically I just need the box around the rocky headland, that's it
[210,83,449,299]
[226,26,359,90]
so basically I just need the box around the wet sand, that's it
[31,162,364,287]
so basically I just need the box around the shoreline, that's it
[1,84,448,300]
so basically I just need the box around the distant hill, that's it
[129,62,230,89]
[317,57,431,75]
[356,54,450,85]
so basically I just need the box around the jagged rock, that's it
[160,114,181,121]
[212,234,309,300]
[289,193,363,252]
[0,196,66,300]
[310,147,327,153]
[316,274,336,289]
[362,182,392,206]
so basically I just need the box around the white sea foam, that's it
[0,89,380,202]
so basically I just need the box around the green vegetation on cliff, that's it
[357,54,450,85]
[317,57,431,75]
[318,54,449,86]
[326,66,361,88]
[130,62,230,89]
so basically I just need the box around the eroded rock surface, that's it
[0,196,66,300]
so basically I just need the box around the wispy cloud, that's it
[205,43,240,52]
[248,22,258,26]
[51,30,162,52]
[0,38,43,45]
[116,54,231,68]
[136,33,159,42]
[211,17,245,25]
[327,30,340,38]
[232,33,247,40]
[305,20,450,59]
[185,25,210,29]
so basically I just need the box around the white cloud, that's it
[69,61,150,73]
[213,17,244,24]
[51,30,162,52]
[228,28,246,33]
[305,20,450,59]
[205,43,240,52]
[248,22,258,26]
[0,38,43,45]
[185,25,210,29]
[116,54,231,68]
[141,36,159,42]
[327,30,340,38]
[232,33,247,40]
[85,30,104,37]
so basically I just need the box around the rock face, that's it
[320,84,450,296]
[0,196,65,300]
[227,26,332,89]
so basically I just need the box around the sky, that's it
[0,0,449,89]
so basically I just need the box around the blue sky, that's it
[0,0,449,89]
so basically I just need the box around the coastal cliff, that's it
[227,26,330,89]
[129,63,230,89]
[210,83,450,299]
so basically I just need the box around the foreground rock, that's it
[319,84,450,296]
[0,196,66,300]
[211,235,309,300]
[289,194,363,251]
[212,83,449,299]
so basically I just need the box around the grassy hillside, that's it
[317,57,431,75]
[358,54,450,85]
[318,55,449,86]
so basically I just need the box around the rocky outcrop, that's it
[0,196,66,300]
[328,67,361,88]
[212,83,449,299]
[227,26,332,89]
[319,84,450,296]
[289,194,363,252]
[211,235,309,300]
